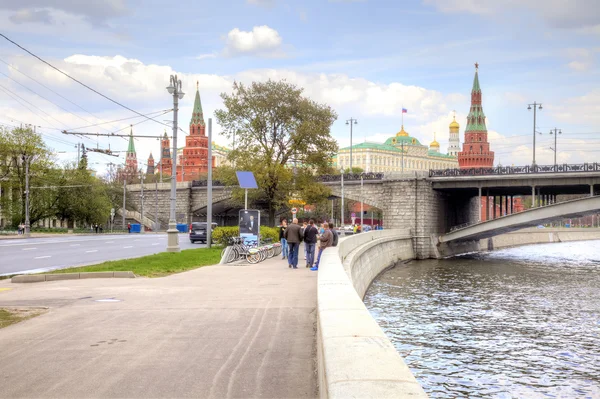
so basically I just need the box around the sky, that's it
[0,0,598,174]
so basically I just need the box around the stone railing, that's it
[317,229,428,398]
[117,209,156,230]
[316,172,385,182]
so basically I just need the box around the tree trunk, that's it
[268,202,275,227]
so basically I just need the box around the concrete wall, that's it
[482,227,600,250]
[317,230,428,398]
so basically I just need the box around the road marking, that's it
[133,239,141,242]
[151,243,159,246]
[0,288,12,292]
[105,241,114,244]
[123,246,133,249]
[34,256,51,259]
[22,248,37,251]
[85,250,98,253]
[70,244,80,247]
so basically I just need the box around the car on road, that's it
[189,222,217,244]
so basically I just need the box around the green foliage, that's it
[212,226,240,246]
[215,79,338,225]
[260,226,279,243]
[48,247,222,278]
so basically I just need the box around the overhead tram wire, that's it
[0,56,127,134]
[0,33,174,130]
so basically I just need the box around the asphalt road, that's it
[0,233,201,275]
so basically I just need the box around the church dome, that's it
[430,132,440,150]
[396,125,409,137]
[449,116,459,129]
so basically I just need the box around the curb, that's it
[11,271,135,283]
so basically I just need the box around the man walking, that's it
[311,222,333,271]
[303,219,318,268]
[284,218,302,269]
[279,219,288,260]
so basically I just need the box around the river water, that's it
[364,241,600,398]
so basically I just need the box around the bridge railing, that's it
[429,163,600,177]
[315,172,385,182]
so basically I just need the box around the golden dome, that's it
[396,125,409,137]
[449,116,460,129]
[430,132,440,148]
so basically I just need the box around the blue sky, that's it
[0,0,598,171]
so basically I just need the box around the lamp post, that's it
[139,171,145,234]
[346,118,357,172]
[549,128,562,166]
[23,154,31,238]
[360,173,364,227]
[340,168,345,228]
[527,102,542,167]
[166,75,185,252]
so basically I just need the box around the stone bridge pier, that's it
[325,172,480,258]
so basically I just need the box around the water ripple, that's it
[364,240,600,399]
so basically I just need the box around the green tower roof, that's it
[191,81,205,126]
[472,69,481,92]
[127,127,136,154]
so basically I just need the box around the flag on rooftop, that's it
[402,108,407,113]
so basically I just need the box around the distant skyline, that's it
[0,0,598,173]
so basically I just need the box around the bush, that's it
[212,226,239,246]
[212,225,280,246]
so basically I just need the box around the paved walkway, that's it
[0,251,317,398]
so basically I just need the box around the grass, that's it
[49,247,223,278]
[0,308,46,329]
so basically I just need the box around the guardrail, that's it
[430,163,600,177]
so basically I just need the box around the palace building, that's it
[333,123,459,173]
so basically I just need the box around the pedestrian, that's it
[127,222,131,234]
[303,219,318,268]
[279,219,288,260]
[311,222,333,271]
[17,223,22,235]
[283,218,302,269]
[94,224,98,234]
[301,221,308,260]
[99,225,103,234]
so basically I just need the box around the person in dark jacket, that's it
[311,222,333,271]
[283,218,302,269]
[303,219,318,268]
[279,219,288,260]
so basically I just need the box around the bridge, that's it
[121,163,600,258]
[435,196,600,257]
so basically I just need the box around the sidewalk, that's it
[0,251,318,398]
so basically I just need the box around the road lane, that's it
[0,233,202,275]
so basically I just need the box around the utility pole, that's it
[207,118,213,248]
[166,74,184,252]
[360,173,364,227]
[122,177,126,231]
[155,176,159,231]
[401,141,405,173]
[340,170,345,228]
[139,171,145,234]
[76,143,80,168]
[346,118,358,171]
[549,128,562,166]
[527,102,542,167]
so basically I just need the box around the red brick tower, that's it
[180,81,209,181]
[159,130,172,177]
[146,152,154,175]
[458,64,494,168]
[124,126,138,178]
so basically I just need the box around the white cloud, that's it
[195,53,218,60]
[563,47,598,71]
[246,0,277,6]
[0,0,129,25]
[8,8,53,24]
[223,25,284,58]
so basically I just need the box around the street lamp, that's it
[22,154,31,238]
[527,102,542,167]
[360,173,364,228]
[346,118,357,172]
[549,128,562,166]
[340,168,345,228]
[139,171,145,234]
[166,74,185,252]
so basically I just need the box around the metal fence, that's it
[429,163,600,177]
[315,172,385,182]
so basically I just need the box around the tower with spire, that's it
[125,126,138,178]
[458,64,494,168]
[158,130,172,177]
[447,111,461,157]
[146,152,155,175]
[180,81,209,181]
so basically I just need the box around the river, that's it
[364,241,600,398]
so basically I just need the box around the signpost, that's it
[351,212,356,225]
[291,207,298,218]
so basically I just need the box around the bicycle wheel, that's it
[246,249,260,264]
[267,245,275,258]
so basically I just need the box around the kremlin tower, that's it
[158,130,172,178]
[458,64,494,168]
[447,112,460,157]
[179,81,209,182]
[124,126,138,178]
[146,153,154,175]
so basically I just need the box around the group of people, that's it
[16,223,25,235]
[279,218,339,271]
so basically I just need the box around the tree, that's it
[215,80,338,225]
